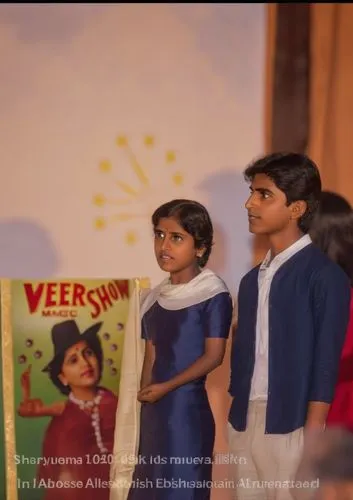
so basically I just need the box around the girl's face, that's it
[58,340,99,391]
[154,217,205,284]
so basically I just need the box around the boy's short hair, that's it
[244,152,322,233]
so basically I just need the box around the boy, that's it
[228,153,351,499]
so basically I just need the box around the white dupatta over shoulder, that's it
[140,268,230,315]
[109,270,230,500]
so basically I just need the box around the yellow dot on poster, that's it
[93,194,106,207]
[116,135,128,147]
[172,172,184,186]
[125,231,137,245]
[99,160,112,173]
[144,135,155,147]
[95,217,106,230]
[166,150,176,163]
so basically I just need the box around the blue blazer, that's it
[228,244,351,434]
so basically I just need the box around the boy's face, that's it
[245,173,305,236]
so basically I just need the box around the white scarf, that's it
[140,268,230,317]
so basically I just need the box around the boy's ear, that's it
[290,200,307,221]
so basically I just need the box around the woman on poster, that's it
[18,319,118,500]
[126,199,233,500]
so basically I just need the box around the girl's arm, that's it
[140,340,155,389]
[158,338,226,392]
[138,338,227,403]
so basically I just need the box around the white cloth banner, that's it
[110,279,149,500]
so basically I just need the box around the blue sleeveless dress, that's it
[127,291,233,500]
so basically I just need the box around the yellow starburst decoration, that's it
[95,217,106,230]
[144,135,155,147]
[93,194,106,207]
[93,134,185,243]
[166,150,176,163]
[116,135,128,147]
[125,231,137,245]
[116,181,139,197]
[172,172,184,186]
[99,160,112,173]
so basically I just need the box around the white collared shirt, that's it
[249,234,312,401]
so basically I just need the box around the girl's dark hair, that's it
[48,335,104,396]
[244,152,322,233]
[310,191,353,285]
[152,199,213,267]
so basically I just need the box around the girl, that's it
[17,320,118,500]
[310,191,353,430]
[127,199,233,500]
